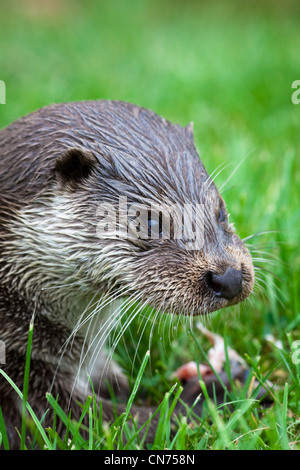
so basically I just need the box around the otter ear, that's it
[55,148,98,184]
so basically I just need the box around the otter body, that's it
[0,101,254,448]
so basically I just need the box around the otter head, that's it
[51,103,254,319]
[2,101,254,326]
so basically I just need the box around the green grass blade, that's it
[21,314,34,450]
[0,368,52,449]
[88,405,93,450]
[278,383,290,450]
[120,350,150,438]
[46,393,87,449]
[0,406,9,450]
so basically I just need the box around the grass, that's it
[0,0,300,450]
[1,321,299,450]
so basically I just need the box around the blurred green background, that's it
[0,0,299,220]
[0,0,299,402]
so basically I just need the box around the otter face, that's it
[53,140,254,318]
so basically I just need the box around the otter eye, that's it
[148,213,163,239]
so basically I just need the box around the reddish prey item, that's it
[173,323,275,414]
[175,323,247,382]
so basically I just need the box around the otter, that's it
[0,100,254,449]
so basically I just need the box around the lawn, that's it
[0,0,299,450]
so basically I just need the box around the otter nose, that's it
[207,268,243,300]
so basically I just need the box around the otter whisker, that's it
[253,278,268,298]
[68,294,134,403]
[243,230,279,242]
[253,269,284,306]
[50,290,102,392]
[98,294,149,391]
[108,299,147,375]
[66,285,129,348]
[51,286,128,395]
[148,307,162,362]
[252,257,279,268]
[218,158,246,193]
[59,286,125,356]
[58,286,122,363]
[155,287,177,357]
[250,249,282,263]
[88,292,144,371]
[89,294,137,358]
[70,292,104,351]
[128,305,159,378]
[254,264,282,284]
[204,161,232,190]
[107,293,145,356]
